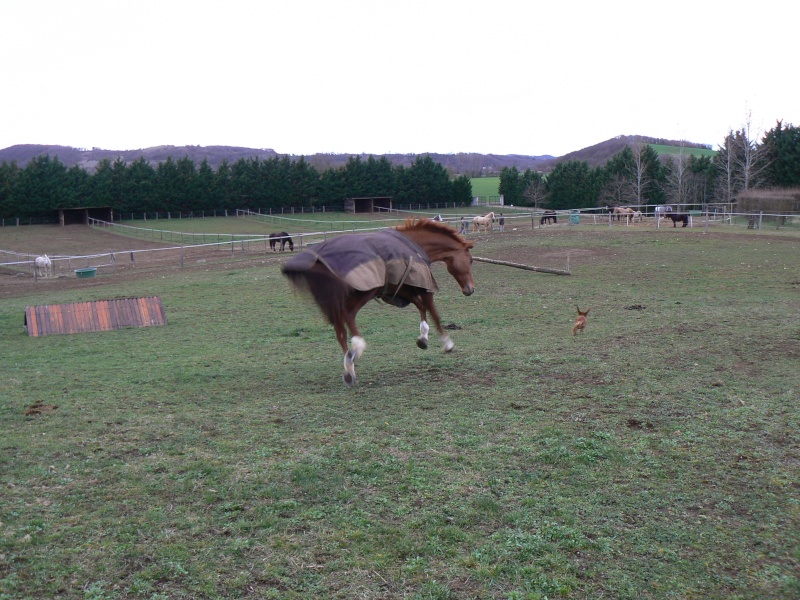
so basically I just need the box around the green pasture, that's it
[651,144,717,159]
[1,222,799,599]
[470,177,500,199]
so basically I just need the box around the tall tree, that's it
[545,160,601,210]
[394,155,452,205]
[498,166,524,205]
[15,155,70,217]
[762,120,800,187]
[123,157,157,213]
[452,174,472,206]
[0,160,21,219]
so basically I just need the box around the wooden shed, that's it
[58,206,114,226]
[344,196,393,214]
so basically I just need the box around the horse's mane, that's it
[397,218,471,246]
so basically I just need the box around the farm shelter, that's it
[344,196,393,213]
[58,206,114,226]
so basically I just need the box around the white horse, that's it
[472,211,495,232]
[34,254,52,278]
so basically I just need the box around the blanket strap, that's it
[385,256,417,299]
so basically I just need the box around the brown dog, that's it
[573,306,590,335]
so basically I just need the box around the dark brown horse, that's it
[269,232,294,251]
[282,219,476,386]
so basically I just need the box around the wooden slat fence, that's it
[24,297,167,337]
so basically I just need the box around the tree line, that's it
[0,154,473,220]
[2,120,797,220]
[499,120,800,210]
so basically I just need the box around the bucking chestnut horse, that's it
[282,219,476,386]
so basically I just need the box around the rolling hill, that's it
[0,135,714,175]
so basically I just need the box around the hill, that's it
[0,144,554,176]
[0,135,714,175]
[541,135,715,169]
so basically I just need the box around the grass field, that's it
[650,145,717,159]
[1,219,799,598]
[470,177,500,199]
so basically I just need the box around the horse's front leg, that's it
[411,293,454,352]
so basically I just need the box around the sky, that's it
[2,0,798,158]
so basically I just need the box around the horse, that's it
[613,207,635,221]
[540,210,558,225]
[655,205,673,220]
[269,232,294,252]
[663,213,689,227]
[472,212,495,232]
[282,219,476,387]
[34,254,52,278]
[632,210,643,222]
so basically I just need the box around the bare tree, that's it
[630,140,651,205]
[717,111,772,202]
[523,178,547,209]
[734,111,771,191]
[600,172,637,207]
[664,144,689,205]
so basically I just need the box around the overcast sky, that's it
[2,0,797,158]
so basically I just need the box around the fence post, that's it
[758,211,763,233]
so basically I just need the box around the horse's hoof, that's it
[417,337,428,350]
[343,371,355,387]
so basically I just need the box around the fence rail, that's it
[2,207,798,282]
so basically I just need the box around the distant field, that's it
[470,176,500,198]
[651,144,716,158]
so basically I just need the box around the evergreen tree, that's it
[123,157,157,213]
[498,166,525,205]
[15,155,70,217]
[452,174,472,205]
[545,160,601,209]
[0,160,21,219]
[394,155,452,205]
[762,120,800,187]
[195,159,217,211]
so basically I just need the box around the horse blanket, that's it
[282,229,438,298]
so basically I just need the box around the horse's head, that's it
[446,240,476,296]
[397,219,476,296]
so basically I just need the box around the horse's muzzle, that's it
[462,284,475,296]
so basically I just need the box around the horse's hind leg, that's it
[339,291,377,387]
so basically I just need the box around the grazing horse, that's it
[613,206,635,221]
[540,210,558,225]
[472,212,495,232]
[282,219,476,387]
[269,232,294,252]
[34,254,52,278]
[664,213,689,227]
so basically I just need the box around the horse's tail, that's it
[282,262,349,325]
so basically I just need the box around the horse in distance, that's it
[472,212,495,233]
[269,232,294,252]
